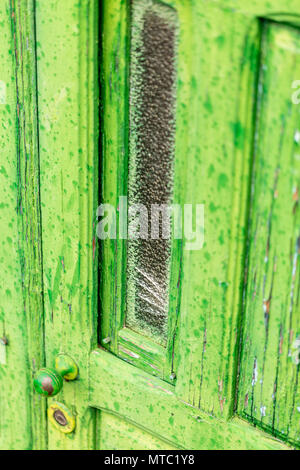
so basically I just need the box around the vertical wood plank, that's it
[0,0,47,449]
[96,412,176,450]
[238,22,300,448]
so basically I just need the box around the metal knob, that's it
[33,354,78,397]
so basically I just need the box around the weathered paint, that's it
[90,349,288,450]
[33,354,79,397]
[238,22,300,448]
[0,0,47,450]
[97,412,176,450]
[35,0,99,450]
[48,402,76,435]
[0,0,300,450]
[100,0,259,412]
[33,368,63,398]
[98,0,299,450]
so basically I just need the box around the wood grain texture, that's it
[0,0,47,450]
[238,22,300,448]
[36,0,99,449]
[1,0,299,450]
[0,0,33,450]
[210,0,300,20]
[99,0,260,408]
[90,349,289,450]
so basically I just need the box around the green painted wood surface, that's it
[99,0,182,384]
[1,0,300,450]
[90,349,288,450]
[35,0,99,450]
[100,0,260,418]
[97,0,300,450]
[0,0,33,450]
[0,0,46,450]
[238,22,300,448]
[97,412,177,450]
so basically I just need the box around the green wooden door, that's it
[1,0,300,450]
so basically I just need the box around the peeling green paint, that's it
[1,0,300,451]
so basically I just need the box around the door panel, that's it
[0,0,33,449]
[0,0,46,450]
[3,0,300,451]
[238,22,300,447]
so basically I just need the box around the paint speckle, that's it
[218,173,228,190]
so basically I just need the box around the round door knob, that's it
[33,354,78,397]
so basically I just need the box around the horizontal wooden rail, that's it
[89,349,288,450]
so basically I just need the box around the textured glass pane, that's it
[126,0,177,342]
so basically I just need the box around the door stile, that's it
[9,0,47,450]
[36,0,99,449]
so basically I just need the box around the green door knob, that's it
[33,354,78,397]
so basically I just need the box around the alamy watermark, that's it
[96,197,204,251]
